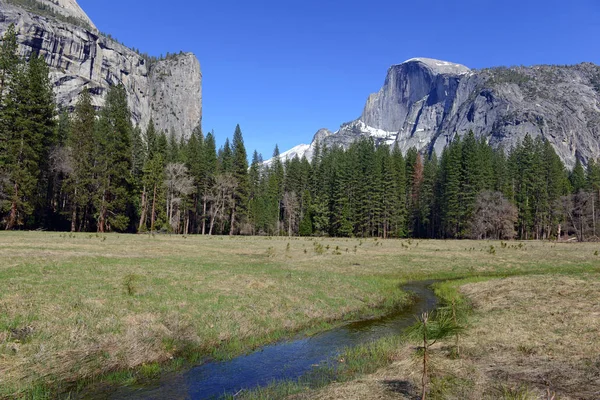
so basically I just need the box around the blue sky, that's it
[78,0,600,159]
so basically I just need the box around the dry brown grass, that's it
[459,275,600,399]
[304,275,600,400]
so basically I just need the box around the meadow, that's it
[287,274,600,400]
[0,232,598,398]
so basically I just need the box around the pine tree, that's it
[230,124,248,234]
[200,132,217,234]
[492,145,511,198]
[167,129,180,163]
[0,24,19,105]
[55,108,70,146]
[391,144,407,237]
[409,152,424,236]
[67,89,96,231]
[351,138,378,236]
[140,119,167,232]
[183,126,204,233]
[405,147,418,231]
[130,125,145,229]
[419,153,438,238]
[330,146,353,237]
[219,138,233,173]
[47,108,72,229]
[378,145,398,238]
[267,145,284,234]
[570,158,586,193]
[510,135,538,238]
[587,158,600,238]
[2,52,56,229]
[298,156,312,230]
[439,138,462,238]
[459,131,483,236]
[298,204,313,236]
[28,53,58,227]
[156,131,168,158]
[247,150,263,234]
[478,136,495,190]
[93,84,133,232]
[0,25,20,180]
[543,139,569,238]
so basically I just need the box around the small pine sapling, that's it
[406,309,465,400]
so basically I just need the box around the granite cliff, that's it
[273,58,600,169]
[0,0,202,138]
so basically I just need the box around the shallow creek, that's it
[88,280,439,399]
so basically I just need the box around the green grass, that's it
[0,232,598,398]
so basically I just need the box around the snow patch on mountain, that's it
[402,57,471,75]
[263,143,311,167]
[263,121,397,166]
[352,120,397,144]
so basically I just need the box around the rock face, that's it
[274,58,600,169]
[0,0,202,138]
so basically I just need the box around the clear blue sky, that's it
[78,0,599,159]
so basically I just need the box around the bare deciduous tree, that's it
[282,191,299,237]
[470,191,518,240]
[165,163,195,233]
[49,146,76,230]
[207,173,237,235]
[49,146,74,176]
[560,191,595,242]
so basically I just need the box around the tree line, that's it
[1,25,599,240]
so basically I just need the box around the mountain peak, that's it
[400,57,471,75]
[47,0,96,30]
[1,0,202,140]
[5,0,98,30]
[273,60,600,169]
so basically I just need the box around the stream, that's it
[86,280,439,399]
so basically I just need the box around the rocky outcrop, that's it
[149,54,202,137]
[0,0,202,138]
[273,58,600,169]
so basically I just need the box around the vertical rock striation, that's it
[272,58,600,169]
[0,0,202,138]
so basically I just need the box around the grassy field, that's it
[294,275,600,400]
[0,232,599,398]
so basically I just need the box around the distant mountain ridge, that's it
[268,58,600,169]
[0,0,202,138]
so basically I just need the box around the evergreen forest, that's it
[1,26,600,241]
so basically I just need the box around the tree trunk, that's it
[277,201,281,236]
[98,189,106,233]
[166,191,171,229]
[138,186,147,232]
[5,183,18,230]
[79,205,87,232]
[229,206,236,236]
[150,184,157,232]
[71,187,77,233]
[202,198,208,235]
[209,212,215,235]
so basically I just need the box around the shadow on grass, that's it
[382,379,419,398]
